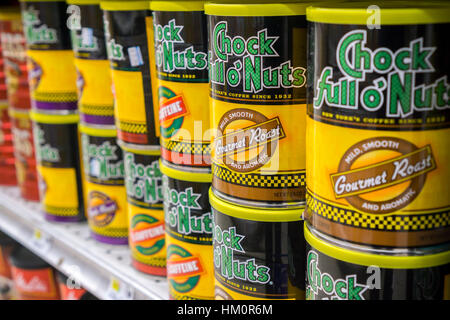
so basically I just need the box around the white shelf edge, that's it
[0,186,169,300]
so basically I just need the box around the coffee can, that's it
[20,0,78,113]
[31,111,85,222]
[121,143,166,276]
[160,160,214,300]
[206,2,309,208]
[306,2,450,248]
[210,190,305,300]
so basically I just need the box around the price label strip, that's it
[30,228,53,254]
[105,277,134,300]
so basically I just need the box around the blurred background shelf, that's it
[0,186,169,300]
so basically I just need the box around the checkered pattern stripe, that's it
[80,103,114,116]
[306,192,450,231]
[213,164,306,188]
[33,91,78,102]
[162,139,211,156]
[44,205,80,217]
[118,120,147,134]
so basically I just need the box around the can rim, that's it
[79,124,117,137]
[66,0,101,5]
[160,160,212,183]
[210,189,303,222]
[304,223,450,269]
[150,1,206,12]
[100,0,149,11]
[117,140,161,156]
[204,2,311,17]
[30,111,79,124]
[307,2,450,25]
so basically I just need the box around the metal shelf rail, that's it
[0,186,169,300]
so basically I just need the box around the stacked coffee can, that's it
[0,9,17,187]
[206,1,308,300]
[69,0,128,245]
[305,2,450,300]
[151,0,214,300]
[20,0,85,222]
[101,0,165,274]
[0,7,39,201]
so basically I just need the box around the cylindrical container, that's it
[305,223,450,300]
[101,0,159,149]
[160,161,214,300]
[122,144,166,276]
[210,190,305,300]
[0,12,17,186]
[0,230,18,280]
[56,271,97,300]
[0,9,30,111]
[30,111,85,222]
[80,125,128,244]
[306,3,450,248]
[68,0,115,127]
[151,1,211,169]
[9,246,60,300]
[9,108,39,201]
[206,3,308,208]
[20,0,78,113]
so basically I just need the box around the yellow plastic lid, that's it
[210,188,304,222]
[150,1,205,12]
[100,0,149,11]
[30,111,79,124]
[307,1,450,25]
[117,140,161,156]
[67,0,101,5]
[304,223,450,269]
[160,160,211,183]
[79,124,117,137]
[205,2,313,17]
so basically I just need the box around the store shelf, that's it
[0,186,169,300]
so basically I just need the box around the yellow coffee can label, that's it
[32,119,85,222]
[103,7,159,146]
[124,150,166,275]
[207,9,307,207]
[166,234,214,300]
[21,1,78,112]
[152,9,211,168]
[306,14,450,247]
[70,2,115,126]
[80,128,128,244]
